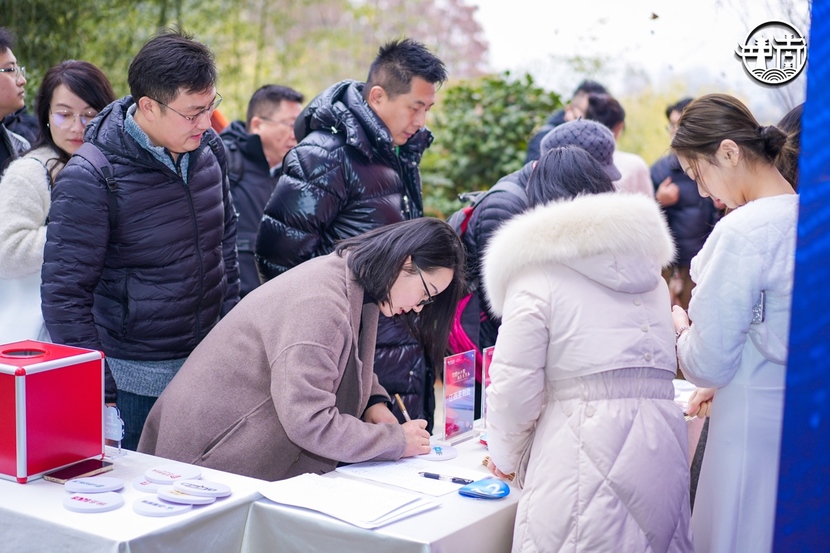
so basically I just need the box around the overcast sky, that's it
[471,0,809,122]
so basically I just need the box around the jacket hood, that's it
[483,192,676,316]
[83,96,134,155]
[221,120,268,164]
[294,80,432,160]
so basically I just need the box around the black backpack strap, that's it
[222,140,244,185]
[207,132,230,186]
[485,177,527,206]
[75,143,118,228]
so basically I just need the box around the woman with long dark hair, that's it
[140,217,466,481]
[0,60,115,343]
[671,93,798,553]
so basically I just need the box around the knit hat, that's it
[540,120,622,181]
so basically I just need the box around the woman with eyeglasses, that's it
[139,218,465,481]
[0,60,115,343]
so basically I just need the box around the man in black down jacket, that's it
[650,98,719,310]
[221,84,304,297]
[41,30,240,450]
[256,39,446,430]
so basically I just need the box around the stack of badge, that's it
[133,497,192,517]
[65,476,124,494]
[63,477,126,513]
[64,492,125,513]
[133,475,167,493]
[173,479,232,498]
[143,464,202,484]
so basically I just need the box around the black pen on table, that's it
[394,393,411,422]
[419,472,474,485]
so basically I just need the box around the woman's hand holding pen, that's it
[394,394,431,457]
[402,419,431,457]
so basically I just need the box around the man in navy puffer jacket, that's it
[41,29,239,450]
[256,39,446,431]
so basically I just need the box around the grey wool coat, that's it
[138,252,408,481]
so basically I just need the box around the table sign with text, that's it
[443,350,475,443]
[480,346,495,427]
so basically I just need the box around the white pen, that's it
[419,471,474,485]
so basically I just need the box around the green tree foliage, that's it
[2,0,487,120]
[421,72,561,218]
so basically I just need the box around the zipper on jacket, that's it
[182,179,205,341]
[120,270,131,336]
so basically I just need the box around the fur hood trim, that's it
[482,192,675,315]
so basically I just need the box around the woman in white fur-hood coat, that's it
[483,184,694,551]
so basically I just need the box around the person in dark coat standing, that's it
[256,39,446,430]
[221,84,304,297]
[524,79,607,163]
[0,28,30,171]
[650,97,718,310]
[41,29,240,450]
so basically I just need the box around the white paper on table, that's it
[258,473,439,529]
[335,458,486,496]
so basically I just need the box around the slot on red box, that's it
[0,340,105,483]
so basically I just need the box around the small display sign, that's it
[443,350,475,442]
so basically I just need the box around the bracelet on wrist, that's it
[675,325,691,340]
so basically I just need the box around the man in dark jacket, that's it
[256,39,446,429]
[0,28,30,170]
[41,29,239,450]
[650,97,718,310]
[221,84,304,297]
[525,79,607,163]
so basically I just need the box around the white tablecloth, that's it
[0,449,264,553]
[241,437,520,553]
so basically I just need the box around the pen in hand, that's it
[394,393,412,422]
[419,472,474,485]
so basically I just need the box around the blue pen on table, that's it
[419,472,474,485]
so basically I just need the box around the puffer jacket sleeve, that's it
[0,157,50,279]
[486,269,551,473]
[255,141,346,281]
[41,158,117,402]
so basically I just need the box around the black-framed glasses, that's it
[414,264,434,307]
[0,66,26,81]
[152,92,223,123]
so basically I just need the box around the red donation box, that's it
[0,340,105,483]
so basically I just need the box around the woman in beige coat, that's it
[485,147,693,552]
[139,218,465,481]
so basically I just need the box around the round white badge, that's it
[173,479,232,498]
[63,492,124,513]
[420,443,458,460]
[65,476,124,494]
[157,486,217,505]
[133,497,193,517]
[144,464,202,484]
[133,475,169,493]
